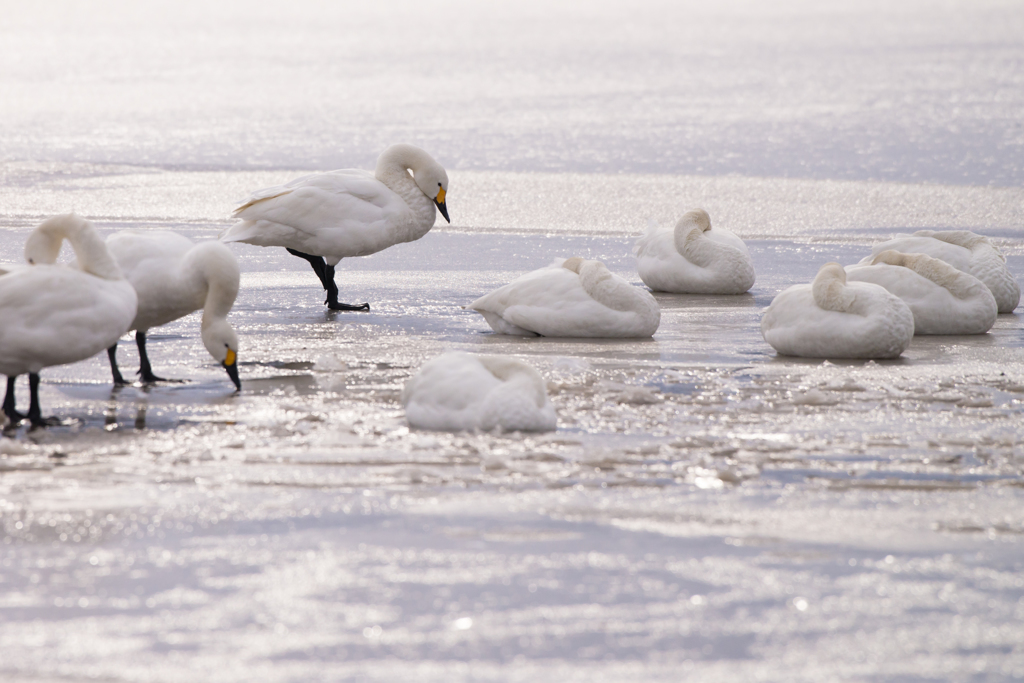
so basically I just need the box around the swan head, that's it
[24,214,89,265]
[561,257,585,274]
[201,319,241,391]
[378,143,450,223]
[414,164,450,224]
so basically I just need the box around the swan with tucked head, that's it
[221,143,449,311]
[761,262,914,359]
[634,208,755,294]
[402,352,557,432]
[103,230,241,389]
[468,257,660,338]
[1,215,137,427]
[860,230,1019,313]
[846,250,997,335]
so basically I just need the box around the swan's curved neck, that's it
[872,250,977,299]
[674,225,720,267]
[183,243,240,330]
[566,258,642,313]
[26,215,123,280]
[375,145,432,195]
[812,263,856,312]
[374,145,436,227]
[916,229,989,252]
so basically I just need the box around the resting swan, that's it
[761,262,914,359]
[846,250,997,335]
[634,208,755,294]
[860,230,1019,313]
[1,215,137,427]
[103,230,241,389]
[221,143,449,311]
[468,257,661,337]
[402,352,557,432]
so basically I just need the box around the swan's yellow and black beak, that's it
[434,187,450,223]
[223,348,241,391]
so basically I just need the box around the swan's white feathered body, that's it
[220,144,449,265]
[634,209,755,294]
[761,262,914,359]
[846,251,997,335]
[468,258,661,338]
[106,230,240,365]
[402,352,556,432]
[860,230,1019,313]
[0,215,137,377]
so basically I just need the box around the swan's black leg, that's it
[26,373,59,429]
[323,263,369,311]
[286,248,369,311]
[286,248,330,289]
[108,344,128,386]
[3,375,26,424]
[136,331,169,384]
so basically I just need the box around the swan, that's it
[760,262,914,359]
[102,230,241,389]
[1,215,137,427]
[860,230,1020,313]
[845,250,997,335]
[220,143,449,311]
[402,352,557,432]
[468,257,661,337]
[634,208,756,294]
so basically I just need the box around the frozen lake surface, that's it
[2,1,1024,681]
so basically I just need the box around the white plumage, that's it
[761,262,914,359]
[634,208,755,294]
[1,215,138,427]
[104,230,241,388]
[402,352,557,432]
[860,230,1019,313]
[846,251,997,335]
[468,258,661,338]
[221,143,449,310]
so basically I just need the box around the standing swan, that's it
[221,143,450,311]
[634,209,755,294]
[846,251,997,335]
[1,215,137,427]
[761,262,914,359]
[468,257,661,337]
[860,230,1019,313]
[103,230,241,389]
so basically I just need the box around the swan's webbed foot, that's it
[326,298,370,311]
[137,369,184,385]
[27,414,62,430]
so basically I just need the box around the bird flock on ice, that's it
[1,144,1020,432]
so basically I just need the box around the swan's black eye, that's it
[438,182,442,187]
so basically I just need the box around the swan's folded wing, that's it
[232,170,393,228]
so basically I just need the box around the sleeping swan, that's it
[468,257,660,337]
[860,230,1019,313]
[221,143,449,311]
[761,262,914,359]
[1,215,137,427]
[402,352,557,432]
[634,208,755,294]
[846,251,997,335]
